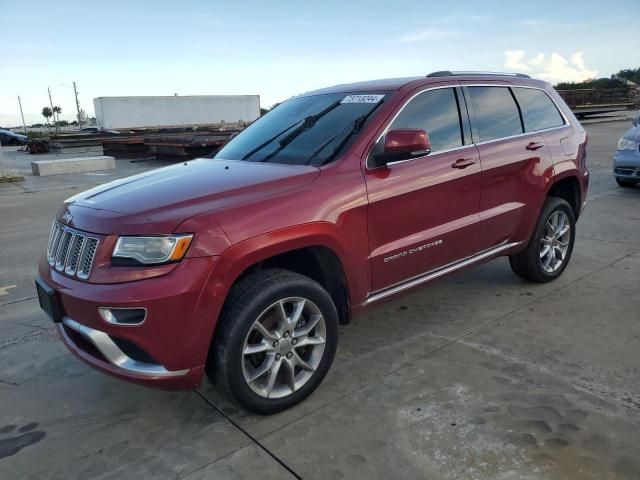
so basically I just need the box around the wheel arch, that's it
[545,173,581,220]
[217,222,362,327]
[232,245,351,325]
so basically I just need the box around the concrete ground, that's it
[1,120,639,480]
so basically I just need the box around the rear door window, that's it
[512,87,565,132]
[389,88,463,153]
[467,86,523,142]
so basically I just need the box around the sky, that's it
[0,0,637,126]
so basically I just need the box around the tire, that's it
[509,197,576,283]
[208,269,338,414]
[616,178,637,188]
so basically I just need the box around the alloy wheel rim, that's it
[540,210,571,273]
[241,297,326,399]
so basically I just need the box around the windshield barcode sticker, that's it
[341,94,384,104]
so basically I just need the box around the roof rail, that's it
[427,71,531,79]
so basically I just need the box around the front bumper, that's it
[613,150,640,181]
[57,319,204,389]
[39,255,222,390]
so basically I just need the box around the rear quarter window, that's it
[467,86,523,142]
[512,87,565,132]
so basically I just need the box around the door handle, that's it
[526,141,545,151]
[452,158,475,169]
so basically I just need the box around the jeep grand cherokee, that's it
[36,71,588,414]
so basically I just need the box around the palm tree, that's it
[42,107,53,130]
[52,106,62,125]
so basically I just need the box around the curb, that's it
[580,117,635,125]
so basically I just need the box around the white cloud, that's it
[504,50,531,71]
[528,53,545,67]
[570,52,587,70]
[397,28,456,43]
[503,50,597,83]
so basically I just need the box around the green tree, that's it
[555,67,640,90]
[42,107,53,129]
[52,105,62,125]
[617,68,640,84]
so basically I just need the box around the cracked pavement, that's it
[0,120,639,479]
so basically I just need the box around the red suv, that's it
[36,71,588,413]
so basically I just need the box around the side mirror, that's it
[632,116,639,127]
[371,129,431,168]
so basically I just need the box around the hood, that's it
[61,159,320,234]
[622,125,640,142]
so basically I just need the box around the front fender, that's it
[177,216,232,258]
[191,222,370,365]
[219,222,370,308]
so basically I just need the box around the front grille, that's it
[47,222,99,279]
[615,167,640,176]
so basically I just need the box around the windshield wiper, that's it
[257,100,343,164]
[317,99,384,165]
[305,121,357,165]
[277,100,342,148]
[243,99,342,162]
[241,119,303,160]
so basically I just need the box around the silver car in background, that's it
[614,115,640,188]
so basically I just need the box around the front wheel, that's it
[209,269,338,414]
[509,197,576,283]
[616,178,637,188]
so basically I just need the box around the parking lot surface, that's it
[1,120,639,479]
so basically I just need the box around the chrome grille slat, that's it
[64,235,78,270]
[65,235,86,275]
[55,231,72,268]
[55,233,64,267]
[62,235,74,270]
[48,224,63,265]
[46,221,99,280]
[46,223,57,259]
[78,237,98,279]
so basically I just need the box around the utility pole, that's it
[47,86,58,134]
[17,96,27,135]
[0,137,5,178]
[73,81,83,128]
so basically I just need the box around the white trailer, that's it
[93,95,260,130]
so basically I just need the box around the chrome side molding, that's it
[62,317,188,377]
[364,241,524,305]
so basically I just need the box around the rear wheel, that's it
[209,269,338,414]
[616,178,637,188]
[509,197,576,283]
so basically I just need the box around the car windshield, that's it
[214,92,388,166]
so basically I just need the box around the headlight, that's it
[617,138,638,151]
[113,234,193,265]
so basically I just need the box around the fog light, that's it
[99,307,146,325]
